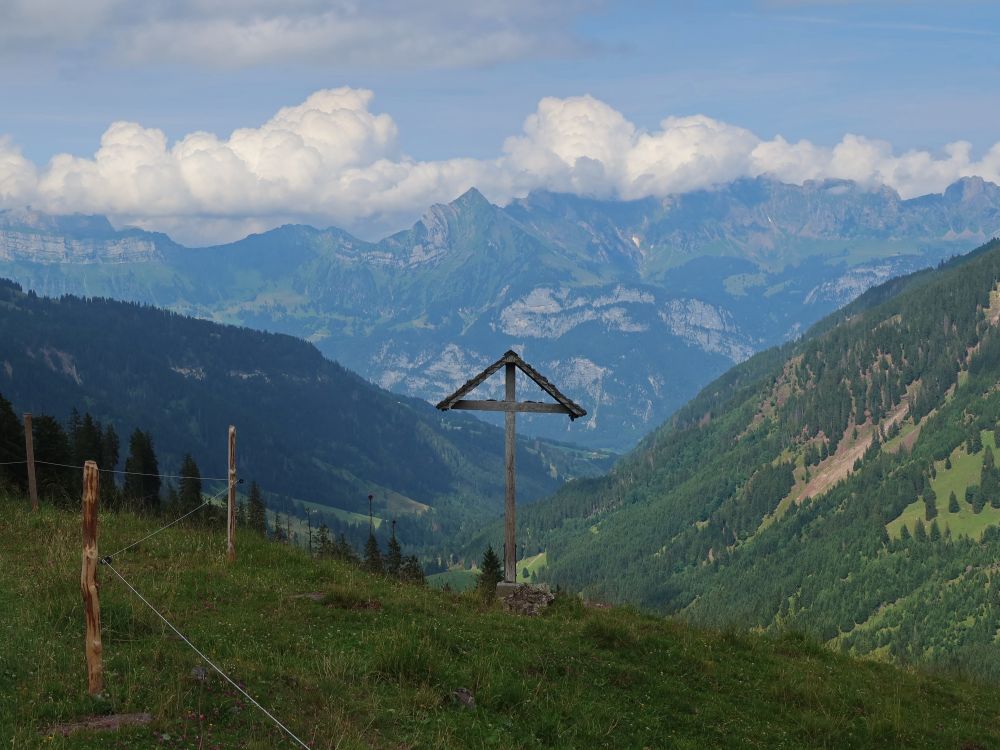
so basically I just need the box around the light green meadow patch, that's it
[724,272,767,297]
[426,568,479,592]
[516,552,548,582]
[887,430,1000,540]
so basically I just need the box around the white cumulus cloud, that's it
[2,88,1000,244]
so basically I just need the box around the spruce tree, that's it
[335,533,357,563]
[968,485,984,514]
[272,512,286,542]
[385,521,403,578]
[123,429,161,512]
[33,415,73,505]
[177,454,203,520]
[100,424,120,507]
[247,481,267,535]
[477,544,503,597]
[0,392,26,492]
[316,524,334,557]
[923,489,938,521]
[400,555,425,585]
[363,533,383,574]
[949,490,960,513]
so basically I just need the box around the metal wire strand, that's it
[102,560,313,750]
[105,482,234,559]
[32,460,230,482]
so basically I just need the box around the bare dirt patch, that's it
[47,713,153,736]
[796,394,912,502]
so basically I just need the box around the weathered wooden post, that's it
[80,460,103,695]
[24,413,37,512]
[436,350,586,590]
[227,425,237,563]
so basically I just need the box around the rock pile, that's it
[500,583,555,616]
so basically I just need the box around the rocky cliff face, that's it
[1,178,998,450]
[0,209,167,263]
[0,230,161,263]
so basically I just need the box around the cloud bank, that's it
[2,87,1000,244]
[0,1,595,69]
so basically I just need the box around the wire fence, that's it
[0,457,229,482]
[4,450,317,748]
[104,482,234,560]
[90,475,317,749]
[102,558,314,750]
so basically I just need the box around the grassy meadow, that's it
[5,498,1000,749]
[888,430,1000,540]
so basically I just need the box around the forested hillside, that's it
[0,280,610,555]
[507,237,1000,676]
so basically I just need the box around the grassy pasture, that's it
[5,499,1000,749]
[888,430,1000,540]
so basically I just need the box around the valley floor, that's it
[4,499,1000,749]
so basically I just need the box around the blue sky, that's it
[1,1,998,243]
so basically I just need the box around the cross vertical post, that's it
[504,362,517,583]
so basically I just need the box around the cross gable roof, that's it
[435,350,587,420]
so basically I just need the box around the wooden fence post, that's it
[227,425,236,563]
[24,413,37,512]
[80,460,103,696]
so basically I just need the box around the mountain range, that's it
[3,176,999,451]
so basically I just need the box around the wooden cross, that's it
[436,350,586,583]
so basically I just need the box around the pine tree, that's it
[363,533,383,574]
[385,521,403,578]
[335,533,357,563]
[123,429,161,512]
[316,524,334,557]
[33,415,73,505]
[0,392,26,493]
[272,512,286,542]
[929,520,942,542]
[477,544,503,598]
[100,424,120,507]
[914,519,928,542]
[899,524,912,543]
[968,485,984,514]
[177,454,203,520]
[945,455,953,470]
[400,555,425,585]
[923,489,938,521]
[247,481,267,535]
[949,490,960,513]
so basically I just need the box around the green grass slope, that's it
[5,500,1000,750]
